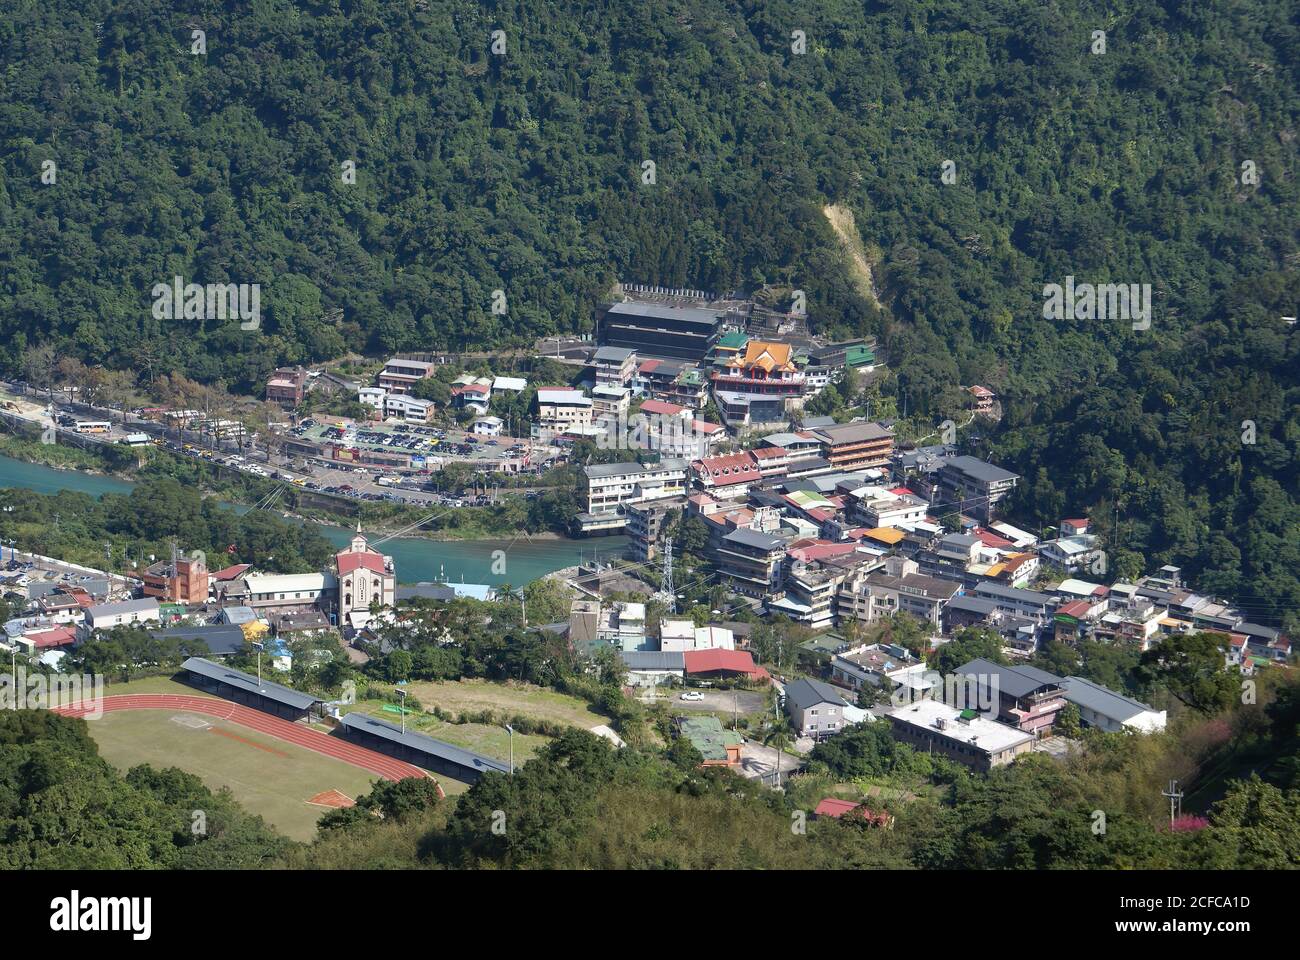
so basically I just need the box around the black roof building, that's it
[338,711,510,783]
[180,656,323,720]
[598,302,723,361]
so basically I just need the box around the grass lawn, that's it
[85,708,383,842]
[397,678,609,729]
[96,674,206,697]
[339,703,548,767]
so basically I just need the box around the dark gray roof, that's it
[941,455,1019,484]
[955,658,1063,698]
[395,584,459,602]
[945,595,999,616]
[798,416,837,429]
[721,527,785,551]
[1060,676,1156,722]
[784,677,849,713]
[151,625,247,656]
[338,712,510,775]
[812,421,893,445]
[593,345,636,363]
[181,656,322,710]
[1235,621,1280,641]
[606,301,721,328]
[584,458,687,479]
[973,582,1054,606]
[620,650,685,671]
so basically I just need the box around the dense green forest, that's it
[1,0,1297,623]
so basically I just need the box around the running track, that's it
[54,694,426,782]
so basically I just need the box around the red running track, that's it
[54,694,426,782]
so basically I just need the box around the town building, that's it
[829,642,928,695]
[266,366,309,406]
[384,394,433,424]
[599,301,723,362]
[619,650,686,687]
[811,422,895,471]
[534,387,594,439]
[377,358,436,395]
[140,552,209,605]
[84,597,161,634]
[335,527,396,630]
[1059,676,1167,733]
[784,677,851,740]
[624,496,685,562]
[591,345,638,388]
[578,459,689,534]
[887,699,1035,772]
[935,456,1020,523]
[838,557,960,629]
[691,451,762,499]
[714,527,787,598]
[952,658,1067,735]
[675,715,743,766]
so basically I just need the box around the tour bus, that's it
[74,421,112,435]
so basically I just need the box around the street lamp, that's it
[505,724,514,775]
[251,641,264,690]
[396,687,407,735]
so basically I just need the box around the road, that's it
[737,739,806,783]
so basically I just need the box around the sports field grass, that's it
[86,708,384,841]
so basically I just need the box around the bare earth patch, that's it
[823,203,881,307]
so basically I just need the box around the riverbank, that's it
[0,452,627,586]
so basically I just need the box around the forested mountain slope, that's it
[1,0,1297,623]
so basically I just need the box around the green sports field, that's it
[87,708,385,841]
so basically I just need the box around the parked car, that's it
[679,691,704,702]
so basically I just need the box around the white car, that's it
[679,691,705,702]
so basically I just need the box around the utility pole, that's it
[1161,779,1183,827]
[661,537,675,613]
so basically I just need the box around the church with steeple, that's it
[334,524,396,629]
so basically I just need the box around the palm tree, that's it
[762,713,795,789]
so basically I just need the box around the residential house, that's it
[266,366,309,406]
[1059,677,1167,733]
[377,358,435,395]
[784,677,851,740]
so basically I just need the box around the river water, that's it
[0,454,626,586]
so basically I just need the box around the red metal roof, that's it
[814,798,862,818]
[974,528,1014,548]
[693,452,760,485]
[212,563,252,581]
[639,399,688,417]
[26,626,77,649]
[337,552,387,575]
[682,649,770,681]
